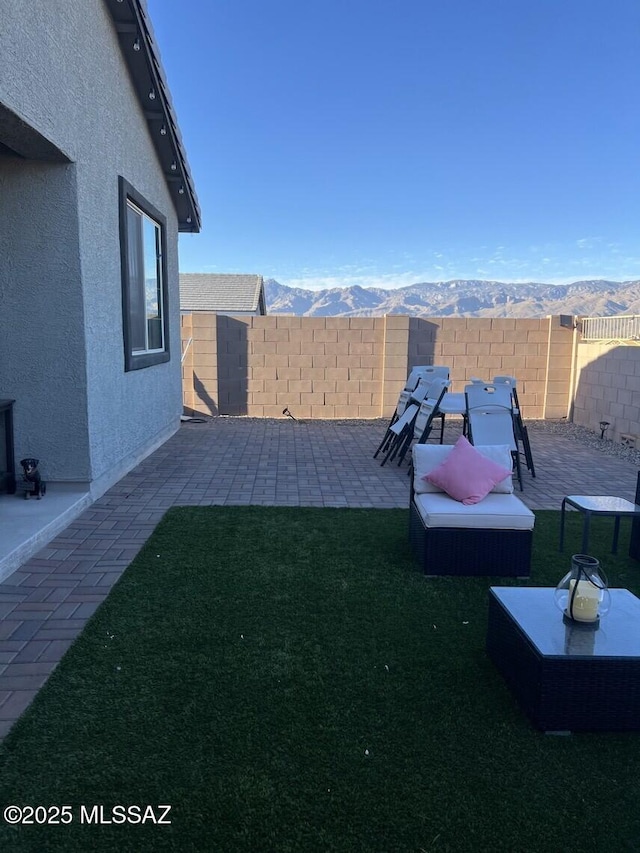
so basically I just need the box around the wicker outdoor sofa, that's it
[409,442,535,577]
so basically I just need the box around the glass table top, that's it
[490,587,640,659]
[564,495,640,515]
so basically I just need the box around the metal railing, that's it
[581,315,640,342]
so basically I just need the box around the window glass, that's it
[143,216,163,351]
[127,205,146,352]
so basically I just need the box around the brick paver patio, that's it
[0,417,638,738]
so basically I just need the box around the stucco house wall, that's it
[0,161,91,481]
[0,0,196,494]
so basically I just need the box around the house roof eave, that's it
[104,0,201,233]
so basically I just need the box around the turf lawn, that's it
[1,506,640,853]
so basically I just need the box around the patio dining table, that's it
[436,393,467,435]
[437,393,466,415]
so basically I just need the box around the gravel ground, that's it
[526,419,640,465]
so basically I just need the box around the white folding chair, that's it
[404,366,428,393]
[492,376,535,477]
[373,367,448,459]
[379,376,443,464]
[379,402,420,466]
[405,365,449,391]
[395,379,451,467]
[465,383,523,490]
[374,375,436,460]
[418,365,450,379]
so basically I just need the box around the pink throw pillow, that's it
[423,435,512,505]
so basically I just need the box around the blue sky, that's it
[148,0,640,290]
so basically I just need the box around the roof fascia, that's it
[103,0,201,233]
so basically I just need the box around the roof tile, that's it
[179,274,265,313]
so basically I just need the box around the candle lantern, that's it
[554,554,611,629]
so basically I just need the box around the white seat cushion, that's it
[414,492,535,530]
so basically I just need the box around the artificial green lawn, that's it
[1,507,640,853]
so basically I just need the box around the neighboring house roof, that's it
[104,0,201,233]
[180,274,267,314]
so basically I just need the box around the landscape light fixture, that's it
[599,421,610,439]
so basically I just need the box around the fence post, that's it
[381,315,410,418]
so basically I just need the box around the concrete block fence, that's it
[573,341,640,443]
[182,313,580,422]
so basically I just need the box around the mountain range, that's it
[264,278,640,318]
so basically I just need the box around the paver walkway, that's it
[0,417,638,738]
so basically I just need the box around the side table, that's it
[559,495,640,555]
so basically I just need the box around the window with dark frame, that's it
[119,177,170,371]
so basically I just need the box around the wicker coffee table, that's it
[487,586,640,732]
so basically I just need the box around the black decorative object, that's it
[554,554,610,628]
[0,400,16,494]
[20,457,46,500]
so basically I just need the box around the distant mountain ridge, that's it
[264,278,640,318]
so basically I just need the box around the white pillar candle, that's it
[568,579,600,622]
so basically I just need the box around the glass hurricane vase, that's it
[554,554,611,628]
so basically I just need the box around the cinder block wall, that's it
[181,312,218,415]
[573,343,640,441]
[182,313,576,420]
[184,315,387,418]
[406,316,552,419]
